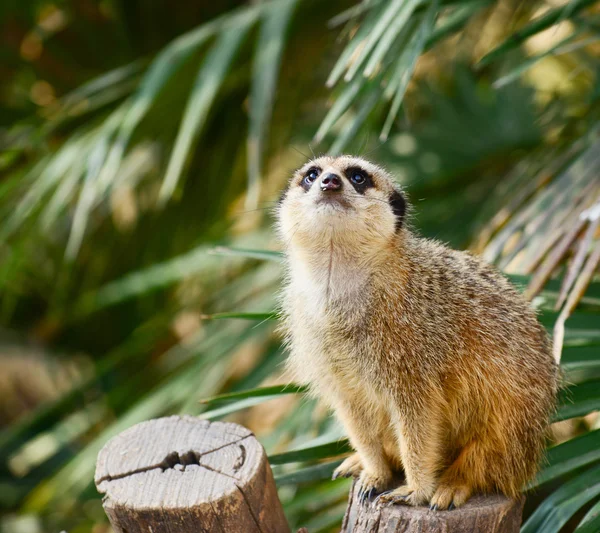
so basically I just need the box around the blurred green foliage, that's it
[0,1,599,532]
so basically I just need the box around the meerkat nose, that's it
[320,173,342,192]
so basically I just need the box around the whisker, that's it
[358,131,369,156]
[344,194,392,206]
[292,146,309,159]
[231,200,281,216]
[231,207,274,216]
[361,138,386,158]
[281,220,302,249]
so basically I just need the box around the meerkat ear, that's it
[389,190,406,230]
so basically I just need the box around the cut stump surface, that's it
[95,415,289,533]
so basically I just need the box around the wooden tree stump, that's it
[341,480,524,533]
[95,415,290,533]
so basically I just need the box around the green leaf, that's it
[57,60,145,106]
[345,0,420,82]
[380,0,437,140]
[521,463,600,533]
[246,0,298,209]
[200,383,307,405]
[478,0,598,68]
[201,395,287,420]
[159,27,250,203]
[562,345,600,365]
[2,136,90,238]
[424,0,491,49]
[208,246,283,262]
[555,379,600,422]
[314,78,364,143]
[40,157,88,230]
[300,502,348,533]
[45,60,145,132]
[326,5,383,87]
[283,478,350,514]
[562,345,600,383]
[529,429,600,489]
[362,0,421,78]
[329,1,383,28]
[492,32,590,89]
[275,459,344,485]
[74,245,216,314]
[98,4,263,190]
[576,499,600,533]
[202,311,278,321]
[330,86,381,155]
[65,116,118,259]
[269,439,351,465]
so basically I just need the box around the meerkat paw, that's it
[429,483,472,510]
[356,468,393,504]
[332,453,363,480]
[377,484,430,507]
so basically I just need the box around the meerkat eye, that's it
[345,167,372,193]
[350,171,366,185]
[305,168,319,182]
[301,167,320,189]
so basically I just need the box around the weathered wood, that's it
[342,480,524,533]
[95,415,290,533]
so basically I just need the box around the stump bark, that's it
[95,415,289,533]
[341,480,524,533]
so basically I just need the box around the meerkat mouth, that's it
[314,195,351,209]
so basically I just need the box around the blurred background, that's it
[0,0,599,532]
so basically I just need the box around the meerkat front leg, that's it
[379,405,443,507]
[331,397,393,499]
[332,452,363,480]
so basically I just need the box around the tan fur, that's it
[276,156,558,509]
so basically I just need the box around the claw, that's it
[359,487,376,505]
[429,504,438,511]
[358,487,365,505]
[375,489,392,504]
[377,489,412,506]
[332,467,353,480]
[359,489,367,505]
[448,502,455,511]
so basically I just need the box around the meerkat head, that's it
[276,155,407,254]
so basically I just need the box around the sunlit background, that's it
[0,0,599,532]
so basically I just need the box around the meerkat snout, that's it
[320,173,342,191]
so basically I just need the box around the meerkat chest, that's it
[287,269,371,334]
[285,275,374,382]
[286,255,372,317]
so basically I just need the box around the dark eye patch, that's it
[300,166,321,191]
[344,166,373,194]
[389,190,406,230]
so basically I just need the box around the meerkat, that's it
[276,155,558,510]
